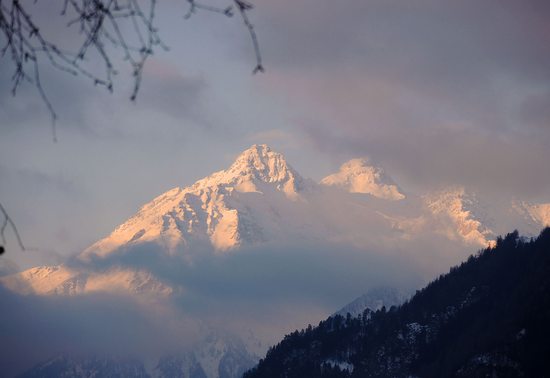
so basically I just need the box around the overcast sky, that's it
[1,0,549,268]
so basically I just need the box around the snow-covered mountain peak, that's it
[340,157,371,170]
[77,145,312,260]
[15,145,548,301]
[321,158,405,200]
[190,144,305,199]
[231,144,289,179]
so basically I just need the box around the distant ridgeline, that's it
[244,228,550,378]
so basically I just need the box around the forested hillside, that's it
[245,228,550,378]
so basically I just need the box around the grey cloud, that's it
[0,164,87,266]
[0,62,115,139]
[251,0,550,199]
[0,198,484,377]
[0,0,218,140]
[0,164,81,198]
[131,62,223,132]
[0,238,431,376]
[258,0,550,83]
[67,236,466,318]
[520,91,550,132]
[0,258,20,277]
[0,286,199,377]
[300,117,550,199]
[0,59,213,140]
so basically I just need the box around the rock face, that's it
[321,158,405,200]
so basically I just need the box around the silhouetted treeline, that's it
[244,228,550,378]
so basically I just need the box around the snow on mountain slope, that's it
[4,145,548,299]
[321,158,405,200]
[423,187,495,246]
[4,144,550,378]
[0,145,330,297]
[0,265,173,297]
[527,203,550,226]
[335,286,410,317]
[19,356,150,378]
[6,145,548,298]
[190,331,259,378]
[81,144,313,260]
[22,332,258,378]
[513,201,550,229]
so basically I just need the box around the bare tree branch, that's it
[184,0,262,73]
[0,0,263,141]
[0,1,263,256]
[233,0,263,74]
[184,0,233,19]
[0,201,25,252]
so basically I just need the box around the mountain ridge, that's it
[80,144,311,260]
[2,144,550,378]
[2,144,549,299]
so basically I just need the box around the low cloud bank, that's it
[0,234,478,375]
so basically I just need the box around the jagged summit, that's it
[77,145,310,260]
[192,144,305,198]
[321,158,405,200]
[231,144,296,183]
[423,187,495,246]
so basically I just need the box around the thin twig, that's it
[233,0,263,73]
[0,201,25,251]
[0,0,263,140]
[184,0,263,73]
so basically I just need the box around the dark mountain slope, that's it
[244,228,550,378]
